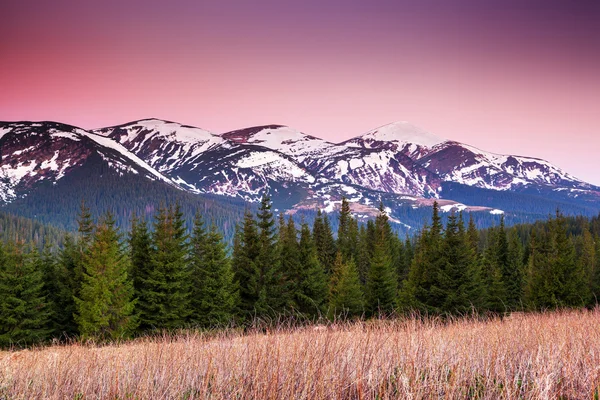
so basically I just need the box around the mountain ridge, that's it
[1,118,599,233]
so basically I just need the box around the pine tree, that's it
[577,228,596,307]
[366,204,398,316]
[129,213,152,302]
[328,253,364,319]
[75,212,137,340]
[482,226,508,313]
[337,197,354,261]
[313,210,336,275]
[399,202,445,314]
[525,212,588,309]
[505,229,525,310]
[356,225,372,286]
[256,195,285,315]
[279,216,301,311]
[232,210,262,319]
[39,244,59,336]
[0,242,52,347]
[296,221,328,318]
[55,235,79,337]
[72,201,95,302]
[138,204,191,330]
[190,219,238,328]
[437,213,478,315]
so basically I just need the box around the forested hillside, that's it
[0,197,598,348]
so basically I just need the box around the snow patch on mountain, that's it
[83,132,176,185]
[346,121,445,149]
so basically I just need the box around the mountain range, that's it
[1,118,599,234]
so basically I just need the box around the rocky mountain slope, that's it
[2,118,599,231]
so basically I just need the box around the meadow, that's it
[1,309,599,399]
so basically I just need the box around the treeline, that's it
[0,211,65,248]
[1,197,599,348]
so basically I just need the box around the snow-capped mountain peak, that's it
[221,125,336,161]
[345,121,446,149]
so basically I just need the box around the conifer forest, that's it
[1,196,599,348]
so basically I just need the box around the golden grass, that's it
[1,309,600,399]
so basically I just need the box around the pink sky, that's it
[2,0,599,184]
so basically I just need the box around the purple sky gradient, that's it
[2,0,599,184]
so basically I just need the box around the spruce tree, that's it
[55,235,79,337]
[437,213,478,315]
[399,202,445,314]
[505,229,525,310]
[279,216,301,311]
[129,212,152,302]
[482,226,508,313]
[356,225,372,286]
[232,210,262,319]
[296,221,328,318]
[577,228,596,307]
[0,242,52,347]
[525,212,588,309]
[138,204,191,330]
[75,212,137,340]
[366,204,398,316]
[256,195,285,314]
[337,197,353,261]
[328,253,364,319]
[73,201,95,302]
[190,220,238,327]
[313,210,336,275]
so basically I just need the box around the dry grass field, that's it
[1,309,599,399]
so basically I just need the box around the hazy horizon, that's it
[2,0,599,184]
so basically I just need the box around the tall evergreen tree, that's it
[525,212,588,309]
[279,216,301,311]
[505,229,525,310]
[0,242,52,347]
[296,221,328,318]
[232,210,262,319]
[256,195,285,315]
[313,210,336,275]
[75,212,137,340]
[190,219,238,327]
[482,226,508,313]
[337,197,354,261]
[129,213,152,303]
[436,213,478,315]
[366,204,398,316]
[138,204,191,330]
[328,253,364,319]
[399,202,445,314]
[55,234,79,337]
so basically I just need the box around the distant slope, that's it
[2,119,599,236]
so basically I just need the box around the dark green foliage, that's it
[296,221,328,318]
[313,210,336,275]
[278,216,301,311]
[74,212,137,340]
[189,216,238,328]
[55,235,79,336]
[505,229,525,310]
[129,213,152,301]
[256,195,285,314]
[1,200,599,348]
[525,212,589,309]
[137,205,191,330]
[328,253,364,319]
[399,201,445,314]
[435,213,479,314]
[0,242,52,348]
[232,210,262,319]
[366,205,398,316]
